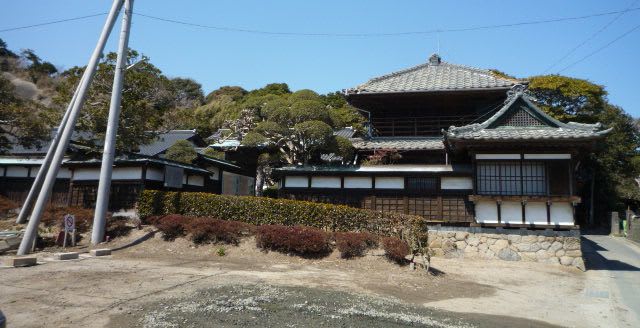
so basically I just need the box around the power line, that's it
[2,7,640,37]
[558,22,640,73]
[544,0,640,73]
[134,8,640,37]
[0,13,107,33]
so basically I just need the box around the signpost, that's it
[63,214,76,248]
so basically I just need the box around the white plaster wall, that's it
[344,176,372,189]
[187,175,205,186]
[441,177,473,189]
[525,202,548,225]
[501,201,523,224]
[524,153,571,160]
[73,168,100,180]
[551,203,574,225]
[146,167,164,181]
[30,167,72,179]
[6,166,29,177]
[475,200,498,223]
[375,177,404,189]
[112,167,142,180]
[476,154,520,160]
[311,176,341,188]
[285,176,308,188]
[74,167,141,180]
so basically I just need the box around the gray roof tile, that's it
[351,137,444,150]
[347,54,525,94]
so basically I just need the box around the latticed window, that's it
[502,109,544,127]
[406,177,438,192]
[476,161,547,196]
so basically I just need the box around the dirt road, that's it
[0,231,621,327]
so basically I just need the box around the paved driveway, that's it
[582,234,640,327]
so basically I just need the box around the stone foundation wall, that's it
[427,226,584,270]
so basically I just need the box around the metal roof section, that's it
[346,54,526,95]
[351,136,445,150]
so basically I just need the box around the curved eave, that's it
[344,85,520,96]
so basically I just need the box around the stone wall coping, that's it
[427,225,580,237]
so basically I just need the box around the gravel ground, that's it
[108,284,557,328]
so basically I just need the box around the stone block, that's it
[90,249,112,256]
[464,245,478,253]
[521,235,538,243]
[467,237,480,246]
[455,240,467,250]
[536,249,549,260]
[560,256,574,266]
[455,232,469,241]
[564,237,581,251]
[4,256,37,267]
[572,257,586,271]
[611,212,620,235]
[565,250,582,257]
[489,239,509,252]
[53,252,79,260]
[549,241,563,253]
[537,236,546,242]
[540,241,551,250]
[507,235,522,243]
[545,257,560,265]
[428,239,442,249]
[478,243,488,252]
[498,248,521,261]
[520,252,537,262]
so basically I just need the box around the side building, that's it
[275,55,609,228]
[0,130,255,212]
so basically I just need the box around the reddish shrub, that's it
[41,206,95,233]
[256,225,331,257]
[0,196,18,216]
[335,232,378,258]
[185,217,255,245]
[382,237,410,264]
[156,214,188,241]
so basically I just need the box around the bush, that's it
[335,232,378,258]
[41,206,95,233]
[138,190,426,239]
[185,217,255,245]
[0,196,18,216]
[256,224,331,257]
[105,218,134,239]
[156,214,188,241]
[382,237,410,264]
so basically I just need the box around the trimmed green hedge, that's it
[138,190,427,238]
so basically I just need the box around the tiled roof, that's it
[445,90,611,142]
[137,130,199,156]
[274,164,472,174]
[346,54,525,95]
[351,137,444,150]
[334,127,357,139]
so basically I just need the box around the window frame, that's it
[475,159,571,197]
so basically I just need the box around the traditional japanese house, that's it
[0,130,255,211]
[275,54,610,227]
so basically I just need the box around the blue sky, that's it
[1,0,639,116]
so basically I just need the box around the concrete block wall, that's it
[426,226,584,270]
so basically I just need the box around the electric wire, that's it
[544,0,640,73]
[134,8,640,37]
[3,7,640,37]
[558,22,640,73]
[0,13,107,33]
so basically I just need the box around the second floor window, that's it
[476,161,547,196]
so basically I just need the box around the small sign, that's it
[64,214,75,232]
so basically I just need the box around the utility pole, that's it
[17,0,125,255]
[91,0,134,245]
[15,75,84,224]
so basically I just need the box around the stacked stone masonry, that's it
[427,226,585,271]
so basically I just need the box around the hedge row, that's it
[138,190,428,241]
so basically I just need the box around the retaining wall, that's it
[427,226,584,270]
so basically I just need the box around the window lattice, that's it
[502,109,544,127]
[407,197,439,219]
[375,197,404,214]
[477,161,547,196]
[406,177,438,192]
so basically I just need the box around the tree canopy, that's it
[164,139,197,164]
[527,74,640,221]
